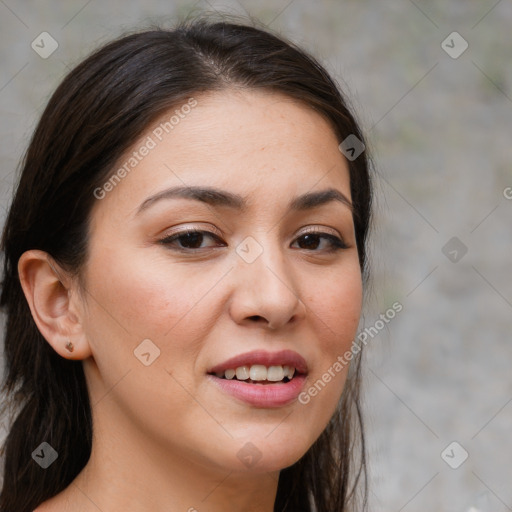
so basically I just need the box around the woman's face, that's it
[79,88,363,474]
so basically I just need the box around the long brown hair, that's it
[0,15,372,512]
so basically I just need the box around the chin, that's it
[222,431,314,474]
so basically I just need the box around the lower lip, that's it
[208,374,307,408]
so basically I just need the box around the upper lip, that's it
[208,349,308,375]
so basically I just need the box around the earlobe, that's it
[17,250,92,360]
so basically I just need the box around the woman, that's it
[0,16,372,512]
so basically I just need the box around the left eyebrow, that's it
[135,185,353,216]
[289,188,353,212]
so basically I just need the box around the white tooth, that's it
[249,365,268,381]
[267,365,285,381]
[224,369,236,380]
[283,365,295,379]
[235,366,250,380]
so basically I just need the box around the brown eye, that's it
[160,229,225,251]
[292,231,348,252]
[159,228,347,253]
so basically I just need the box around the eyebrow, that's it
[136,185,353,215]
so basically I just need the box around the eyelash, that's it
[158,227,348,253]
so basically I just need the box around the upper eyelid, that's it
[162,224,224,238]
[295,225,340,237]
[163,225,342,239]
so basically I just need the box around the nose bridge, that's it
[236,232,290,288]
[229,232,304,328]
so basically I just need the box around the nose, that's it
[228,236,307,330]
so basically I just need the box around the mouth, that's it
[209,364,300,384]
[207,350,308,407]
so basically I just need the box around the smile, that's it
[214,364,296,383]
[207,349,308,407]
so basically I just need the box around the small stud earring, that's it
[65,341,74,352]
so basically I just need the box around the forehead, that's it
[161,89,343,167]
[91,88,351,222]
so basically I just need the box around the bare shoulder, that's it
[33,495,67,512]
[33,501,54,511]
[33,489,90,512]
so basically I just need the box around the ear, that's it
[17,250,92,360]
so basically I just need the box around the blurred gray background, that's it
[1,1,511,510]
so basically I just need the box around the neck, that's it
[38,404,280,512]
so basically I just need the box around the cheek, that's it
[308,264,363,350]
[297,263,362,423]
[81,249,220,419]
[81,246,232,397]
[85,247,221,340]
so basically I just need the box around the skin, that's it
[19,88,363,512]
